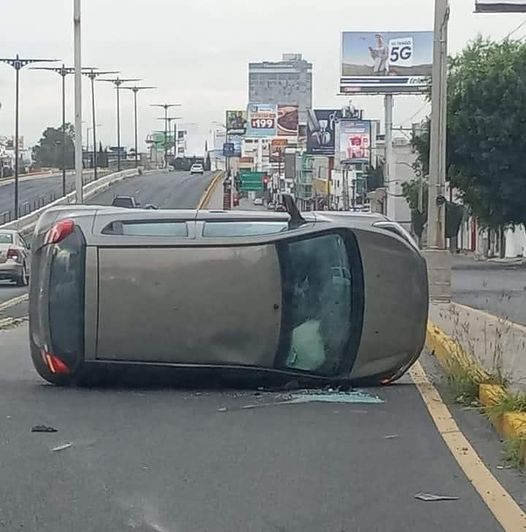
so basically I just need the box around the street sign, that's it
[240,171,264,192]
[223,143,235,157]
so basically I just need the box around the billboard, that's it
[307,109,343,156]
[338,120,371,165]
[476,0,526,11]
[270,138,288,163]
[226,110,247,133]
[340,31,433,94]
[246,104,277,137]
[277,105,299,137]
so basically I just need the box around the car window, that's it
[103,221,189,237]
[203,221,288,237]
[0,233,13,244]
[277,233,352,377]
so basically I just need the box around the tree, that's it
[33,124,75,169]
[412,38,526,230]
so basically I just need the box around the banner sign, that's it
[246,104,277,137]
[340,31,433,94]
[307,109,343,156]
[476,0,526,11]
[270,138,288,163]
[277,105,299,137]
[226,110,247,133]
[338,120,371,165]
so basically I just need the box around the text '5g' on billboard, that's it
[340,31,433,94]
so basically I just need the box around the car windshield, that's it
[3,2,524,531]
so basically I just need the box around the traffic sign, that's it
[240,171,264,192]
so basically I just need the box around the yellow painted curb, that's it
[426,321,526,467]
[197,171,224,210]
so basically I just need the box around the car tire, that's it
[16,264,29,287]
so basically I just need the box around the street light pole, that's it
[0,55,58,219]
[151,104,181,168]
[74,0,83,203]
[84,69,118,179]
[100,77,141,171]
[122,86,156,168]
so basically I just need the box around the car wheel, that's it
[16,264,28,287]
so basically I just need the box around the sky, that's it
[0,0,524,155]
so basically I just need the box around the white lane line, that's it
[410,361,526,530]
[0,293,29,312]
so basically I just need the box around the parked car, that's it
[190,163,204,175]
[0,229,31,286]
[267,202,276,210]
[253,198,264,206]
[29,199,428,387]
[111,195,139,209]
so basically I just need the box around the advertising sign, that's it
[476,0,526,11]
[240,170,264,192]
[307,109,343,156]
[270,138,288,163]
[230,134,242,156]
[226,110,247,133]
[340,31,433,94]
[277,105,299,137]
[246,104,277,137]
[338,120,371,165]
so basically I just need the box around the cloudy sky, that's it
[0,0,523,155]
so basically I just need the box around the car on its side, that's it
[190,164,204,175]
[29,200,428,387]
[0,229,31,286]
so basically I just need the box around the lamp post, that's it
[73,0,83,203]
[156,116,182,165]
[83,69,119,179]
[0,55,58,219]
[99,77,141,171]
[122,86,156,168]
[151,104,182,168]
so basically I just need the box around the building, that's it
[248,53,312,122]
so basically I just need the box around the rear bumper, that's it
[0,262,22,278]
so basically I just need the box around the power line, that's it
[504,17,526,40]
[399,102,429,126]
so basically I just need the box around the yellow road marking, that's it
[197,172,224,210]
[410,361,526,530]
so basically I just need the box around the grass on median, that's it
[502,437,526,470]
[445,356,495,407]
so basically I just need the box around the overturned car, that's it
[29,200,428,386]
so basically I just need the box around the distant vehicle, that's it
[111,196,139,209]
[253,198,264,206]
[29,201,428,386]
[190,163,204,175]
[233,193,240,207]
[0,229,30,286]
[267,202,276,210]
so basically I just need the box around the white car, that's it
[0,229,31,286]
[190,164,204,175]
[253,198,264,206]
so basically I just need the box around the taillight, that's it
[41,350,70,375]
[7,248,22,261]
[44,219,75,245]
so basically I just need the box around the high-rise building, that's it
[248,53,312,123]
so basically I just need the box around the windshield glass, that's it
[0,233,13,244]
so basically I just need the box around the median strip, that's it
[197,171,224,210]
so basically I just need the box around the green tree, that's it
[33,124,75,169]
[412,38,526,230]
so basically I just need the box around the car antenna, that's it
[281,194,305,228]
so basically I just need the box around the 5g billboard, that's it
[475,0,526,11]
[340,31,433,94]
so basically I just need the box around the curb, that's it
[197,171,224,210]
[426,322,526,466]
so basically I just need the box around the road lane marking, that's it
[410,361,526,530]
[0,293,29,312]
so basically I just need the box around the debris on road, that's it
[32,425,58,433]
[52,442,73,452]
[217,407,228,412]
[414,493,460,502]
[384,434,399,440]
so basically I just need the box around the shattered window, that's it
[277,233,352,377]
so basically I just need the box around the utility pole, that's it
[156,116,181,168]
[122,86,156,168]
[84,69,119,179]
[425,0,451,300]
[151,104,181,168]
[73,0,83,203]
[0,55,58,220]
[100,77,141,171]
[342,164,350,210]
[384,94,394,219]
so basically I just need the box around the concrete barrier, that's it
[0,168,139,235]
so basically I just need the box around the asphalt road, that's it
[0,326,518,532]
[452,255,526,326]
